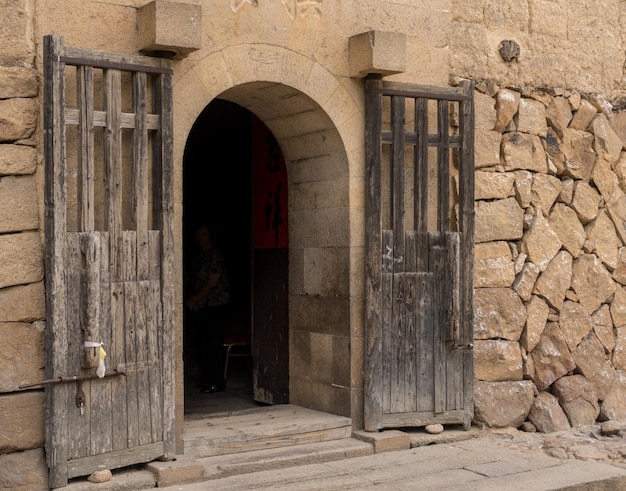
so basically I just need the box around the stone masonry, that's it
[5,0,626,488]
[472,85,626,433]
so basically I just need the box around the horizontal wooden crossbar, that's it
[65,108,161,130]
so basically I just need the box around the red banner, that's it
[253,117,288,249]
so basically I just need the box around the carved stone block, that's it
[138,0,202,59]
[348,30,406,78]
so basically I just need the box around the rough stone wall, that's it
[471,84,626,432]
[0,0,48,489]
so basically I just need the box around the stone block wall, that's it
[472,83,626,432]
[0,1,48,488]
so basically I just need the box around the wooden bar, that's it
[437,99,450,232]
[104,68,123,283]
[381,131,462,148]
[65,108,160,130]
[77,65,95,232]
[379,81,471,101]
[62,46,173,73]
[133,71,150,281]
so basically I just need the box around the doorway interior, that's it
[182,99,289,417]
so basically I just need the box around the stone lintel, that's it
[349,31,406,79]
[137,1,202,60]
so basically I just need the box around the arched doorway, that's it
[174,72,356,428]
[182,99,290,415]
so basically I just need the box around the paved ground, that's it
[163,430,626,491]
[66,424,626,491]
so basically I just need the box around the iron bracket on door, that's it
[451,342,474,351]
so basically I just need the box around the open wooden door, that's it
[43,35,174,488]
[251,118,289,404]
[364,78,475,431]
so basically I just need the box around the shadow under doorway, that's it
[182,98,289,418]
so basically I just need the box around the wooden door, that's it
[252,249,289,404]
[43,35,174,488]
[251,117,289,404]
[364,78,475,431]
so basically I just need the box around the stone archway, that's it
[172,45,366,433]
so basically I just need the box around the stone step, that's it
[195,437,374,480]
[183,404,353,458]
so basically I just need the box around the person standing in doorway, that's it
[186,221,231,393]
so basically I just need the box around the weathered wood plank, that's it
[364,76,384,431]
[110,280,128,451]
[133,71,150,281]
[44,34,70,489]
[67,442,164,479]
[156,66,176,456]
[459,80,475,421]
[379,81,470,101]
[382,409,469,428]
[136,280,152,445]
[66,233,90,460]
[430,233,446,414]
[124,280,140,449]
[414,98,428,238]
[65,108,160,130]
[62,45,172,73]
[104,68,123,283]
[437,99,450,232]
[416,233,434,414]
[148,231,163,442]
[77,65,95,232]
[404,234,417,413]
[381,230,393,414]
[445,232,462,411]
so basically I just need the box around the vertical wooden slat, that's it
[44,34,70,489]
[156,65,176,455]
[431,233,446,414]
[381,231,393,413]
[148,230,163,442]
[133,71,150,281]
[137,280,152,445]
[414,99,428,233]
[77,65,95,232]
[404,233,417,413]
[104,68,123,283]
[437,100,450,232]
[364,75,384,431]
[66,234,89,459]
[122,231,139,448]
[390,94,406,414]
[110,278,128,450]
[459,80,475,420]
[445,232,462,411]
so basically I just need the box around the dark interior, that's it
[182,99,256,414]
